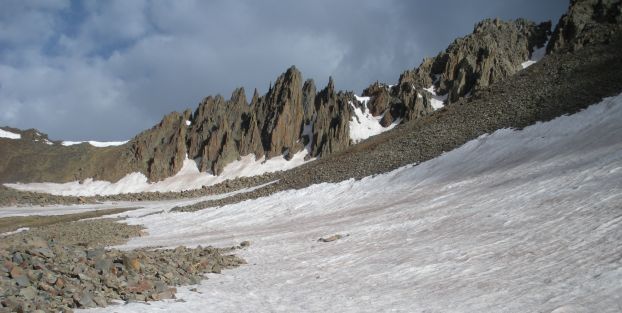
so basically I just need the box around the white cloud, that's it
[0,0,69,47]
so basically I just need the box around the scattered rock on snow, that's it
[318,234,347,243]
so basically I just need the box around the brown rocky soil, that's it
[0,207,136,234]
[0,216,246,312]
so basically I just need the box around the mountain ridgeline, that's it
[126,18,551,182]
[2,0,619,184]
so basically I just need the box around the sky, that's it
[0,0,568,141]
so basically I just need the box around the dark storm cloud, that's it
[0,0,568,141]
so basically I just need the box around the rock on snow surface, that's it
[78,93,622,312]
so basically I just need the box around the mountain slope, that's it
[171,32,622,211]
[84,90,622,313]
[0,18,550,186]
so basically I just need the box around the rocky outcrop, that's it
[362,82,391,117]
[547,0,622,53]
[356,18,550,130]
[257,67,305,159]
[186,90,248,175]
[302,79,317,125]
[390,74,433,124]
[128,66,359,179]
[130,110,191,181]
[403,18,551,104]
[310,78,354,157]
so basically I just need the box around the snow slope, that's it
[349,96,400,143]
[423,85,448,110]
[82,93,622,312]
[0,128,21,139]
[61,140,128,147]
[5,151,307,196]
[521,43,547,69]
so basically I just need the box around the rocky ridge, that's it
[2,16,552,187]
[91,17,553,182]
[398,18,551,105]
[173,26,622,212]
[547,0,622,53]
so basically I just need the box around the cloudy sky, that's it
[0,0,568,141]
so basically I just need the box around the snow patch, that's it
[0,129,21,139]
[0,227,29,237]
[5,151,310,196]
[354,95,370,106]
[62,141,128,147]
[521,42,547,69]
[423,85,448,110]
[349,100,399,143]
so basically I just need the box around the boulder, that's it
[548,0,622,53]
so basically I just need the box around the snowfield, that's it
[76,93,622,312]
[0,128,21,139]
[5,151,308,196]
[61,140,129,147]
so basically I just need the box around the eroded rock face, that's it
[302,79,317,125]
[362,82,391,117]
[390,75,432,125]
[128,66,357,179]
[310,78,354,157]
[257,66,305,159]
[547,0,622,53]
[357,18,550,130]
[187,88,249,175]
[129,110,191,181]
[407,18,551,104]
